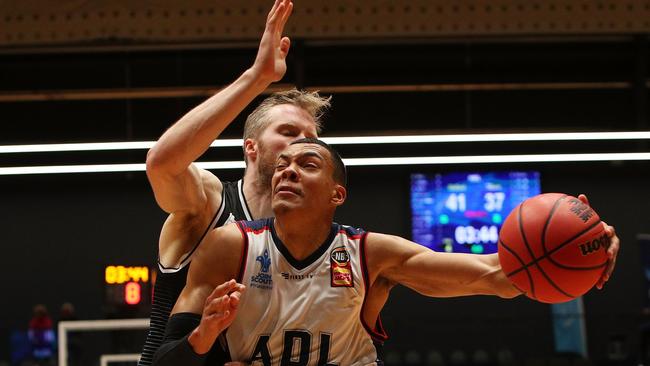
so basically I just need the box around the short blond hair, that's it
[243,89,331,142]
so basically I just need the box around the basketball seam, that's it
[518,197,575,300]
[507,195,605,274]
[542,196,608,270]
[516,201,538,299]
[541,195,567,259]
[510,219,605,274]
[500,238,535,297]
[544,222,608,271]
[547,259,608,271]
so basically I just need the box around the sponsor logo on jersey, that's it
[251,249,273,290]
[330,246,353,287]
[281,272,315,280]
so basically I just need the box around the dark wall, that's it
[1,160,646,362]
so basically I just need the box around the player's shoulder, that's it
[194,222,244,265]
[187,222,244,285]
[198,168,224,196]
[195,168,228,219]
[364,231,425,259]
[335,223,367,239]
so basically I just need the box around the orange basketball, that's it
[497,193,608,303]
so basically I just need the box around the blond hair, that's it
[243,89,331,142]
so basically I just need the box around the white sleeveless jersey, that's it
[226,218,387,366]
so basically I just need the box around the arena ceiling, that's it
[0,0,648,174]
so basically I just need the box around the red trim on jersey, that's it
[338,229,364,240]
[235,221,250,283]
[359,232,389,343]
[243,226,270,235]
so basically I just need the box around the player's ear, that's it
[331,184,346,207]
[244,138,258,162]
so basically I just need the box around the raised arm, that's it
[365,232,521,299]
[146,0,295,214]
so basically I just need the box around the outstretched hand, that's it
[251,0,294,83]
[578,194,620,290]
[188,279,246,354]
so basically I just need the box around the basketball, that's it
[497,193,609,303]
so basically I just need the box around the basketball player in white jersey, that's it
[139,1,330,365]
[152,139,621,365]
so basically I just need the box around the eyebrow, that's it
[278,122,308,131]
[278,122,317,135]
[299,151,325,160]
[278,150,325,161]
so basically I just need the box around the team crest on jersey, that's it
[330,246,353,287]
[251,249,273,290]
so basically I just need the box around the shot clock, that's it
[410,171,541,254]
[104,265,153,315]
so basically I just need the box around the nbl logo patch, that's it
[330,247,353,287]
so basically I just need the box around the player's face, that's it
[254,104,318,186]
[271,143,342,214]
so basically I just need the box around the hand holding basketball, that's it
[596,222,619,289]
[497,193,618,303]
[577,194,619,290]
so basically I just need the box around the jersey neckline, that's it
[269,218,338,270]
[237,179,254,221]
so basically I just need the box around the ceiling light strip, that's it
[2,131,650,153]
[1,152,648,176]
[344,153,650,166]
[0,140,239,153]
[324,131,650,144]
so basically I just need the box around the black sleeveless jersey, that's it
[138,180,253,366]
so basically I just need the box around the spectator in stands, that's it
[27,304,55,365]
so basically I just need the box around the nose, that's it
[281,163,299,181]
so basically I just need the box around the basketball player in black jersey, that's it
[138,1,330,365]
[152,139,620,365]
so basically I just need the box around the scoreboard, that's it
[411,171,541,254]
[104,265,153,315]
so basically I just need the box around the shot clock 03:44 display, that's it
[411,171,541,254]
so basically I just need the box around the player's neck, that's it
[274,213,333,261]
[242,169,273,219]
